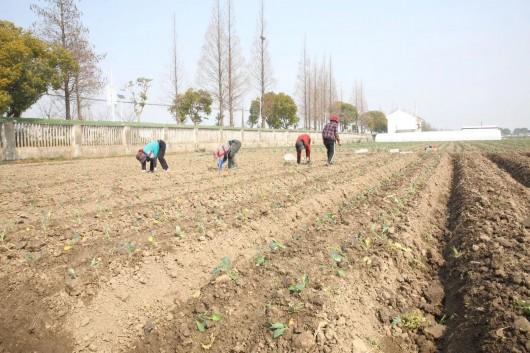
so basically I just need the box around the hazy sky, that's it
[2,0,530,129]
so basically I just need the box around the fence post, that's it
[2,121,16,161]
[193,125,198,151]
[163,127,168,142]
[122,126,129,154]
[72,124,82,158]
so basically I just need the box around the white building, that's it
[386,110,423,133]
[375,125,502,142]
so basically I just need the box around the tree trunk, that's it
[75,76,82,120]
[64,78,71,120]
[228,1,234,127]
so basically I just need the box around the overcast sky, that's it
[2,0,529,129]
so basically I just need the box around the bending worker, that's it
[136,139,169,172]
[322,115,341,165]
[295,133,311,164]
[213,139,242,170]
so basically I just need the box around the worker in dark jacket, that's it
[213,139,241,170]
[322,115,341,165]
[295,134,311,164]
[136,140,169,172]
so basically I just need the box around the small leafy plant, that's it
[336,270,347,278]
[392,311,426,331]
[514,299,530,318]
[330,249,344,265]
[269,239,285,251]
[255,253,267,266]
[0,229,7,242]
[90,257,101,268]
[103,224,111,240]
[174,225,184,238]
[287,301,305,314]
[124,241,136,256]
[270,322,287,338]
[212,256,239,283]
[147,235,157,247]
[289,274,309,294]
[451,246,463,258]
[67,267,77,279]
[196,312,222,332]
[41,210,52,234]
[63,233,81,252]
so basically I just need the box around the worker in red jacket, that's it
[295,134,311,164]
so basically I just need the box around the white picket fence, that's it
[0,119,369,161]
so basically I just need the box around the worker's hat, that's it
[330,115,340,122]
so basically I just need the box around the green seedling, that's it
[269,239,285,251]
[0,229,7,242]
[451,246,463,258]
[272,201,284,209]
[64,233,81,252]
[323,212,336,222]
[196,312,223,332]
[213,256,232,276]
[125,241,136,256]
[212,256,240,282]
[174,225,184,238]
[287,301,305,314]
[255,254,267,266]
[196,222,206,236]
[289,274,309,294]
[237,208,251,221]
[514,299,530,318]
[336,270,347,278]
[270,322,287,338]
[330,249,344,264]
[24,252,36,264]
[103,224,111,240]
[41,211,52,234]
[90,257,101,268]
[67,267,77,279]
[392,311,426,331]
[148,235,157,246]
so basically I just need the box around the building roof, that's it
[461,125,499,130]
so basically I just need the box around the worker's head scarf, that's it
[330,115,340,123]
[213,144,229,159]
[136,149,147,164]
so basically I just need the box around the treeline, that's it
[0,0,388,132]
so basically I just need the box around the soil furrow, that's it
[440,154,530,353]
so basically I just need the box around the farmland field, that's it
[0,141,529,353]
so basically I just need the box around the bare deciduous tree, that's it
[252,0,273,128]
[198,0,226,126]
[296,38,310,129]
[32,0,103,120]
[226,0,245,127]
[169,13,184,123]
[353,81,368,132]
[72,36,104,120]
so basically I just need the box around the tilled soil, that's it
[441,154,530,353]
[0,142,529,353]
[487,152,530,187]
